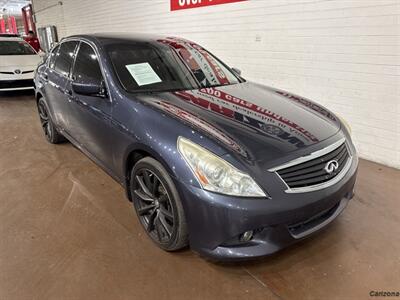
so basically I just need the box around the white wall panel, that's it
[32,0,400,169]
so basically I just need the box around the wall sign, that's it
[171,0,246,11]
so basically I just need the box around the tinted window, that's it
[72,42,103,84]
[0,41,36,55]
[48,44,60,69]
[54,41,78,77]
[107,43,194,93]
[106,38,240,93]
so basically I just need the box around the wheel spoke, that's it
[143,171,153,194]
[38,105,48,120]
[46,123,52,138]
[138,204,156,216]
[159,206,173,221]
[41,120,50,138]
[154,215,163,242]
[152,177,160,195]
[158,194,168,203]
[159,214,172,236]
[136,175,152,196]
[134,189,154,202]
[39,112,47,121]
[147,209,157,232]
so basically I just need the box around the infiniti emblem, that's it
[14,69,21,74]
[324,160,339,174]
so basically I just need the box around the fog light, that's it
[239,230,253,242]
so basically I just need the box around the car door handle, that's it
[42,74,48,81]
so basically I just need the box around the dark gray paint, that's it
[34,33,358,260]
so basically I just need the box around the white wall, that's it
[32,0,400,169]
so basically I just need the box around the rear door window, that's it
[54,41,78,77]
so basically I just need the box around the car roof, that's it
[66,32,178,45]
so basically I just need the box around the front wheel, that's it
[37,98,65,144]
[130,157,188,251]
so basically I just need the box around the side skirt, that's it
[59,128,128,191]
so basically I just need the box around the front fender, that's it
[118,98,233,187]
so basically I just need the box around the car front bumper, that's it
[175,153,358,261]
[0,79,35,91]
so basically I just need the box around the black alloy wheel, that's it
[38,99,52,141]
[37,98,65,144]
[131,157,188,251]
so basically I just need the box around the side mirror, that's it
[231,67,242,76]
[72,81,106,98]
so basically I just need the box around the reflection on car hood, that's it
[138,82,340,162]
[0,54,40,69]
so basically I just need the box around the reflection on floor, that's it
[1,91,399,300]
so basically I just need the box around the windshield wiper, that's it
[132,86,195,94]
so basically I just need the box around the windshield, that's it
[0,41,36,55]
[107,37,241,93]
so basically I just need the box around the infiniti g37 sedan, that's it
[34,34,358,261]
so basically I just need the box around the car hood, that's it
[136,82,340,162]
[0,54,41,70]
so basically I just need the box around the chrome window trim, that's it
[268,138,352,193]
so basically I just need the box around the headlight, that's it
[177,137,266,197]
[337,115,352,135]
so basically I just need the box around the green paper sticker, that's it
[125,63,162,86]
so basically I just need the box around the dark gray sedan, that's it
[34,33,358,261]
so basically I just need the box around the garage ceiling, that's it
[0,0,30,15]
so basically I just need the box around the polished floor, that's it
[1,91,399,300]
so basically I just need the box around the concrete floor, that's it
[1,91,399,300]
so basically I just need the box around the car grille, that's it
[0,79,34,89]
[0,70,34,74]
[276,141,350,190]
[288,200,340,238]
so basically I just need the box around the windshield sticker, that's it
[125,63,162,86]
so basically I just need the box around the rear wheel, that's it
[130,157,188,251]
[37,98,65,144]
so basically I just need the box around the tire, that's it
[37,97,66,144]
[130,157,188,251]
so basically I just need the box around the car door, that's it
[45,40,79,131]
[65,41,114,171]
